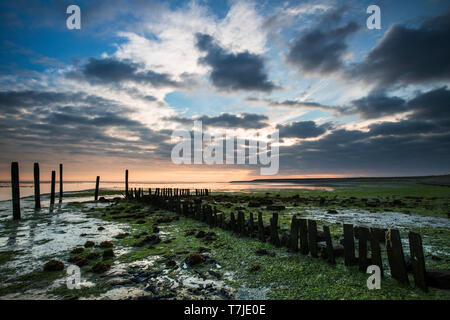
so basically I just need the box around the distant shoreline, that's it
[230,174,450,186]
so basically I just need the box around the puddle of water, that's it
[293,208,450,230]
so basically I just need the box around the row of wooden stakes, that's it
[138,193,429,292]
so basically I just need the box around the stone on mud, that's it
[44,260,64,272]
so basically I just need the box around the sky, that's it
[1,0,450,182]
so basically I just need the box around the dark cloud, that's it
[276,121,331,140]
[67,58,183,88]
[349,86,450,120]
[286,7,359,75]
[167,113,269,129]
[195,33,276,92]
[278,128,450,176]
[349,11,450,87]
[351,91,407,119]
[0,90,173,162]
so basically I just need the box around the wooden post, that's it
[125,170,129,198]
[386,229,409,285]
[50,170,56,206]
[11,162,20,220]
[289,215,299,251]
[408,231,427,291]
[343,224,356,266]
[59,164,63,203]
[358,227,369,272]
[258,212,265,242]
[249,212,254,237]
[323,226,335,264]
[33,162,41,209]
[308,220,318,258]
[230,212,236,232]
[298,218,309,255]
[270,212,280,247]
[95,176,100,201]
[370,228,383,276]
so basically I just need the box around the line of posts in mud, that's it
[10,163,210,221]
[131,190,428,292]
[11,162,65,220]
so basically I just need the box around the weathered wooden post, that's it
[249,212,254,237]
[370,228,383,276]
[358,227,370,272]
[50,170,56,206]
[343,224,356,266]
[11,162,20,220]
[33,162,41,209]
[408,231,427,291]
[95,176,100,201]
[308,220,318,258]
[298,218,309,255]
[289,215,299,251]
[270,212,280,247]
[59,164,63,203]
[258,212,265,242]
[386,229,409,285]
[323,226,335,264]
[125,170,129,198]
[230,212,236,232]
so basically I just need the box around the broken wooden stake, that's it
[270,212,280,247]
[358,227,370,272]
[59,164,63,203]
[289,215,299,251]
[343,224,356,266]
[33,162,41,209]
[323,226,335,264]
[386,229,409,285]
[408,231,427,291]
[308,220,318,258]
[258,212,265,242]
[298,218,309,255]
[50,170,56,206]
[95,176,100,201]
[370,228,383,276]
[11,162,20,220]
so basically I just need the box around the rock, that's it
[156,216,173,223]
[153,226,160,233]
[97,226,105,231]
[208,269,222,279]
[99,241,114,248]
[92,262,110,273]
[68,255,88,267]
[426,270,450,289]
[44,260,64,272]
[98,197,109,203]
[318,242,345,258]
[166,259,177,267]
[143,235,161,245]
[266,205,285,211]
[185,229,196,236]
[431,255,442,261]
[84,241,95,248]
[103,249,115,258]
[249,265,260,272]
[185,253,204,266]
[327,209,338,214]
[195,230,206,238]
[248,201,262,208]
[114,233,129,239]
[71,247,84,254]
[86,252,100,260]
